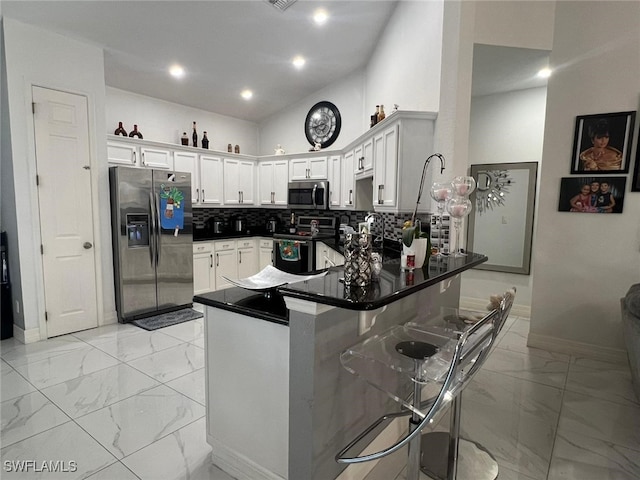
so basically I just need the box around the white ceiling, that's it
[2,0,398,122]
[2,1,550,123]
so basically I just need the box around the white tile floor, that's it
[1,316,639,479]
[363,316,640,480]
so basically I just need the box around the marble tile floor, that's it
[363,316,640,480]
[1,316,639,480]
[0,318,235,480]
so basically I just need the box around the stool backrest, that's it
[336,287,516,464]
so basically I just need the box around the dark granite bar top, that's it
[278,253,487,311]
[193,228,275,242]
[195,253,487,321]
[194,288,289,325]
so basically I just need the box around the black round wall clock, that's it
[304,101,341,149]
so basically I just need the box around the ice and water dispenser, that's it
[126,214,150,248]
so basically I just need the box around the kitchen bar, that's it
[194,252,487,480]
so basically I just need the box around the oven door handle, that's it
[275,239,310,246]
[312,184,317,208]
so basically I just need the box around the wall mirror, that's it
[467,162,537,274]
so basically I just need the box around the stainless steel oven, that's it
[287,181,329,210]
[273,238,314,274]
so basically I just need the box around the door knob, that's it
[83,242,93,249]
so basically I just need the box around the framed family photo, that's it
[570,111,635,174]
[632,140,640,192]
[558,177,626,214]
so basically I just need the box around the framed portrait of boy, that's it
[558,177,626,214]
[570,111,635,174]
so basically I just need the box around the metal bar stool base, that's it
[420,432,498,480]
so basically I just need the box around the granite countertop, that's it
[278,253,487,311]
[195,253,487,321]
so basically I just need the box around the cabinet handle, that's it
[216,253,219,267]
[196,188,200,202]
[349,189,353,205]
[132,151,136,164]
[202,189,205,201]
[241,191,244,203]
[238,191,241,203]
[271,250,274,264]
[239,251,242,264]
[359,157,364,170]
[141,152,145,166]
[378,185,384,204]
[210,254,213,268]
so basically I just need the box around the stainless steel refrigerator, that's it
[109,166,193,322]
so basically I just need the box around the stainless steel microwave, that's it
[287,181,330,210]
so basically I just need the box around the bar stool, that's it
[336,288,515,480]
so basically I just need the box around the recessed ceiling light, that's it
[292,56,306,69]
[537,67,552,78]
[313,9,328,25]
[241,89,253,100]
[169,64,185,79]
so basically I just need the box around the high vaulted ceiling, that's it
[2,0,399,122]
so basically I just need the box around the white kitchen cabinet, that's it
[173,150,199,203]
[259,238,274,270]
[259,160,289,206]
[193,242,215,294]
[342,150,355,207]
[315,242,345,269]
[214,240,237,290]
[140,146,173,170]
[200,154,224,205]
[328,155,342,207]
[373,125,398,207]
[289,156,327,180]
[353,137,373,176]
[237,238,258,279]
[223,158,255,205]
[107,141,138,166]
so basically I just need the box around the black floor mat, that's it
[132,308,203,331]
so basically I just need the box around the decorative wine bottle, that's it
[370,109,377,128]
[181,132,189,146]
[114,122,128,136]
[234,144,240,154]
[202,131,209,149]
[192,122,198,148]
[378,105,386,122]
[227,144,233,153]
[129,124,143,139]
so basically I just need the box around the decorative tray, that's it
[223,265,327,292]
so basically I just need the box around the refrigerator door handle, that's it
[148,192,156,266]
[155,193,162,266]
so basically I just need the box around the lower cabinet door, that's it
[214,249,238,290]
[193,252,215,295]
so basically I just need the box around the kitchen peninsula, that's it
[194,253,487,480]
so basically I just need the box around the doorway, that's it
[32,86,98,337]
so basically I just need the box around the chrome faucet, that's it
[365,212,385,249]
[411,153,446,225]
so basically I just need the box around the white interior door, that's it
[32,86,98,337]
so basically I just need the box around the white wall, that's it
[365,0,443,115]
[258,0,445,156]
[106,87,259,155]
[529,1,640,360]
[3,18,112,335]
[461,87,547,313]
[258,69,366,156]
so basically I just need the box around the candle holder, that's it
[446,196,472,257]
[429,182,452,257]
[451,176,476,197]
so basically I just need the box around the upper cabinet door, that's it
[328,155,342,207]
[173,151,198,203]
[307,156,328,179]
[107,142,138,166]
[289,158,309,180]
[200,154,223,205]
[140,147,173,170]
[223,158,241,204]
[342,150,355,207]
[272,160,289,205]
[238,160,255,205]
[258,162,275,205]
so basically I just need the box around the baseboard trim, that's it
[207,435,284,480]
[101,310,118,326]
[527,332,627,364]
[13,325,41,344]
[460,296,530,319]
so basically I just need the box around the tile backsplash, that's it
[193,208,431,242]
